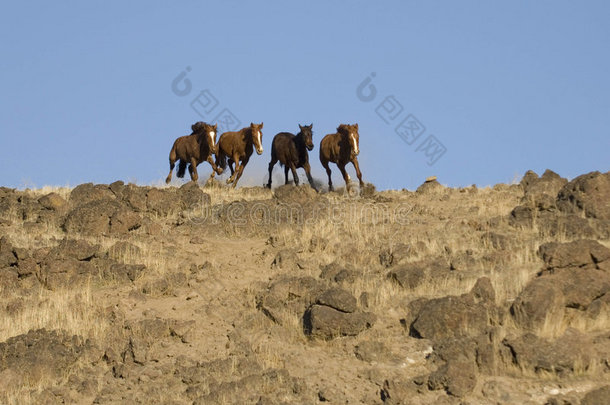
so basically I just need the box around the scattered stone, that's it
[38,193,67,211]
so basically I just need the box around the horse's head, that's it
[194,122,218,153]
[207,123,218,154]
[299,123,314,151]
[250,122,264,155]
[338,123,360,157]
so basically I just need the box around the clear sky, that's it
[1,1,608,190]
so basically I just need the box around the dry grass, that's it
[0,282,109,342]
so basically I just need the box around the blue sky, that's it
[1,1,608,190]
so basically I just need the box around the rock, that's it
[304,305,376,339]
[39,258,96,290]
[510,277,565,331]
[538,239,610,273]
[0,329,87,384]
[256,276,326,326]
[121,184,149,212]
[408,278,498,340]
[581,385,610,405]
[179,182,210,209]
[0,236,17,268]
[315,287,357,313]
[319,261,356,284]
[146,188,180,216]
[511,240,610,331]
[69,183,115,205]
[502,328,596,375]
[520,170,539,189]
[428,360,477,397]
[110,208,142,234]
[416,180,444,194]
[379,243,411,267]
[273,185,318,205]
[509,204,535,227]
[64,199,140,235]
[388,265,426,290]
[425,176,437,182]
[557,171,610,220]
[38,192,67,211]
[63,199,119,235]
[538,214,598,239]
[47,239,100,261]
[354,340,392,363]
[522,169,567,198]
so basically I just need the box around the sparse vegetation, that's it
[0,170,609,403]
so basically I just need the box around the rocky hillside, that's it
[0,170,609,404]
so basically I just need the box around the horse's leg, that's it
[190,158,199,183]
[166,158,175,184]
[351,157,364,187]
[321,160,333,191]
[289,163,299,186]
[227,158,236,184]
[284,165,290,185]
[166,146,177,184]
[338,163,351,191]
[207,155,223,175]
[266,158,277,189]
[303,162,317,191]
[228,155,240,185]
[232,156,249,188]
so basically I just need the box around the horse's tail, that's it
[215,149,227,171]
[176,161,187,178]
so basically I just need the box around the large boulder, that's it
[273,184,318,205]
[256,276,326,326]
[303,287,375,339]
[581,386,610,405]
[63,199,141,235]
[511,240,610,333]
[522,169,567,199]
[407,277,499,340]
[502,328,596,375]
[538,239,610,273]
[304,305,376,340]
[557,171,610,220]
[0,329,89,384]
[69,183,115,205]
[38,192,68,211]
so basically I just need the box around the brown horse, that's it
[214,122,264,188]
[266,124,316,190]
[165,121,222,184]
[319,123,363,191]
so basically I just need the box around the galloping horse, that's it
[266,124,316,190]
[319,123,363,192]
[165,121,222,184]
[214,122,264,188]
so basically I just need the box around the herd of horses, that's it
[165,122,364,192]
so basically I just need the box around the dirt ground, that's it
[0,170,609,404]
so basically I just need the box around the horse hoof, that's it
[217,168,224,174]
[165,177,171,184]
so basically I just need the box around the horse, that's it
[266,124,317,190]
[165,121,222,184]
[319,123,363,192]
[214,122,264,188]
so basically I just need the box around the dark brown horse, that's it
[319,123,363,191]
[266,124,316,190]
[214,122,264,188]
[165,121,222,184]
